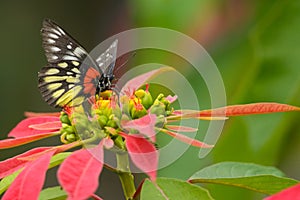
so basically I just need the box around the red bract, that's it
[24,111,60,118]
[90,194,104,200]
[0,147,52,178]
[58,142,104,200]
[161,129,214,148]
[2,150,55,200]
[18,141,82,162]
[0,133,58,149]
[120,67,174,96]
[8,116,61,138]
[171,103,300,120]
[265,183,300,200]
[199,103,300,117]
[0,142,80,179]
[165,125,198,132]
[119,132,158,181]
[102,137,114,149]
[122,114,157,142]
[28,121,61,131]
[0,116,61,149]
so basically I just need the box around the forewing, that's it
[41,19,88,63]
[39,19,100,108]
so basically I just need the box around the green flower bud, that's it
[129,99,135,110]
[107,119,117,128]
[131,104,147,119]
[96,129,107,138]
[92,109,102,116]
[62,123,69,128]
[135,89,145,98]
[121,114,130,125]
[98,115,108,127]
[112,116,121,129]
[60,112,71,125]
[149,103,166,116]
[152,93,164,107]
[156,115,166,127]
[118,96,131,117]
[108,114,115,120]
[109,104,121,119]
[166,109,173,116]
[64,125,75,134]
[80,129,94,139]
[102,107,112,117]
[66,133,77,142]
[141,91,153,109]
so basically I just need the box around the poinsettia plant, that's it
[1,67,300,200]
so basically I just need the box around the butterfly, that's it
[38,19,118,108]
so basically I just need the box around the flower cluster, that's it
[0,67,299,199]
[60,84,176,147]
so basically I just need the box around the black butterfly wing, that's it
[38,19,100,108]
[95,39,118,76]
[41,19,88,63]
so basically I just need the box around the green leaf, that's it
[141,177,214,200]
[0,152,70,195]
[189,162,299,195]
[49,152,71,168]
[39,186,67,200]
[0,169,21,195]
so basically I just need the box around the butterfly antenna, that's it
[112,85,121,96]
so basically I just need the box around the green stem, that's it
[116,152,136,200]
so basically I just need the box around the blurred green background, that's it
[1,0,300,199]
